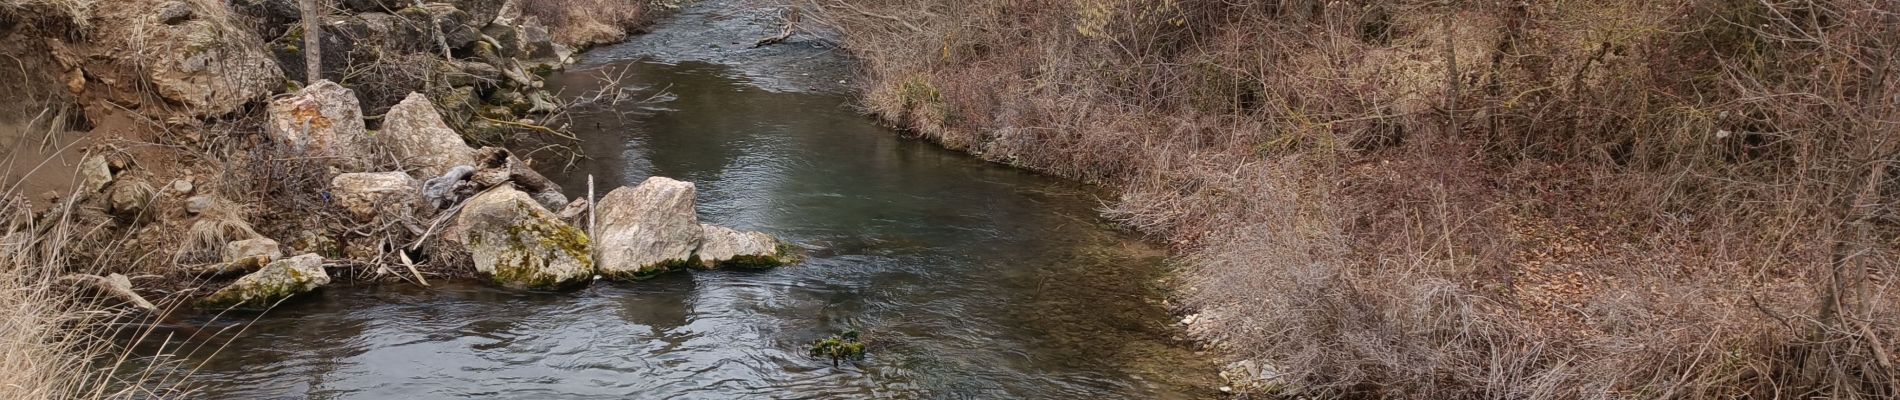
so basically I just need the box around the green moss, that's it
[711,242,801,270]
[474,203,595,290]
[809,330,867,366]
[600,256,697,281]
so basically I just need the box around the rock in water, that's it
[695,224,790,269]
[379,93,478,178]
[595,177,702,278]
[266,81,369,169]
[330,172,423,220]
[447,186,593,290]
[201,254,331,308]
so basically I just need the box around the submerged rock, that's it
[377,93,479,178]
[330,172,422,220]
[446,186,594,290]
[695,224,789,269]
[201,253,331,308]
[266,81,369,168]
[595,177,702,278]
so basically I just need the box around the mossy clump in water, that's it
[809,330,867,366]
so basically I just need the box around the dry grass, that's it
[810,0,1899,397]
[0,0,93,26]
[1,191,207,398]
[519,0,658,48]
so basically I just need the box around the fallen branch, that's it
[60,273,156,312]
[754,8,801,48]
[477,116,578,141]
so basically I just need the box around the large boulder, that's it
[595,177,702,278]
[266,81,370,168]
[330,172,423,220]
[695,224,790,269]
[377,93,478,178]
[201,254,331,308]
[446,186,594,289]
[90,0,283,116]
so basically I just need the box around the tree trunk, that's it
[300,0,322,83]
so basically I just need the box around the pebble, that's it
[170,179,194,194]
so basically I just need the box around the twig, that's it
[477,115,579,141]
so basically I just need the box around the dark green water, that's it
[128,6,1218,398]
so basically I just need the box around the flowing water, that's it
[127,3,1217,398]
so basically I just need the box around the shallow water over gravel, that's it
[126,2,1217,398]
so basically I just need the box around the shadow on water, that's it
[122,11,1219,399]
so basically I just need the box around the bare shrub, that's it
[518,0,654,48]
[809,0,1900,397]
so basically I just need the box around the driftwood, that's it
[754,8,801,48]
[60,273,156,312]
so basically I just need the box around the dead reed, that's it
[807,0,1899,397]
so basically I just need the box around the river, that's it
[123,2,1217,398]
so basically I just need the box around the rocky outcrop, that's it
[695,224,790,269]
[330,172,423,220]
[595,177,702,278]
[201,254,331,308]
[88,0,284,116]
[267,81,369,169]
[378,93,479,178]
[446,186,594,289]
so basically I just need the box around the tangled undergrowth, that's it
[807,0,1899,398]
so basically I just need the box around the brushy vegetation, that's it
[1,193,201,398]
[808,0,1898,397]
[518,0,663,48]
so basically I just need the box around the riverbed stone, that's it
[223,238,283,264]
[694,224,789,269]
[201,253,331,308]
[446,186,594,290]
[266,81,369,169]
[378,93,479,178]
[330,172,422,220]
[595,177,702,278]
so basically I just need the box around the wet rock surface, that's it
[593,177,701,278]
[202,254,332,308]
[446,186,594,290]
[694,224,786,269]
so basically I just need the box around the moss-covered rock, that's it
[447,186,595,290]
[693,224,794,270]
[201,253,331,308]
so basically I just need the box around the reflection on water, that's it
[131,59,1216,398]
